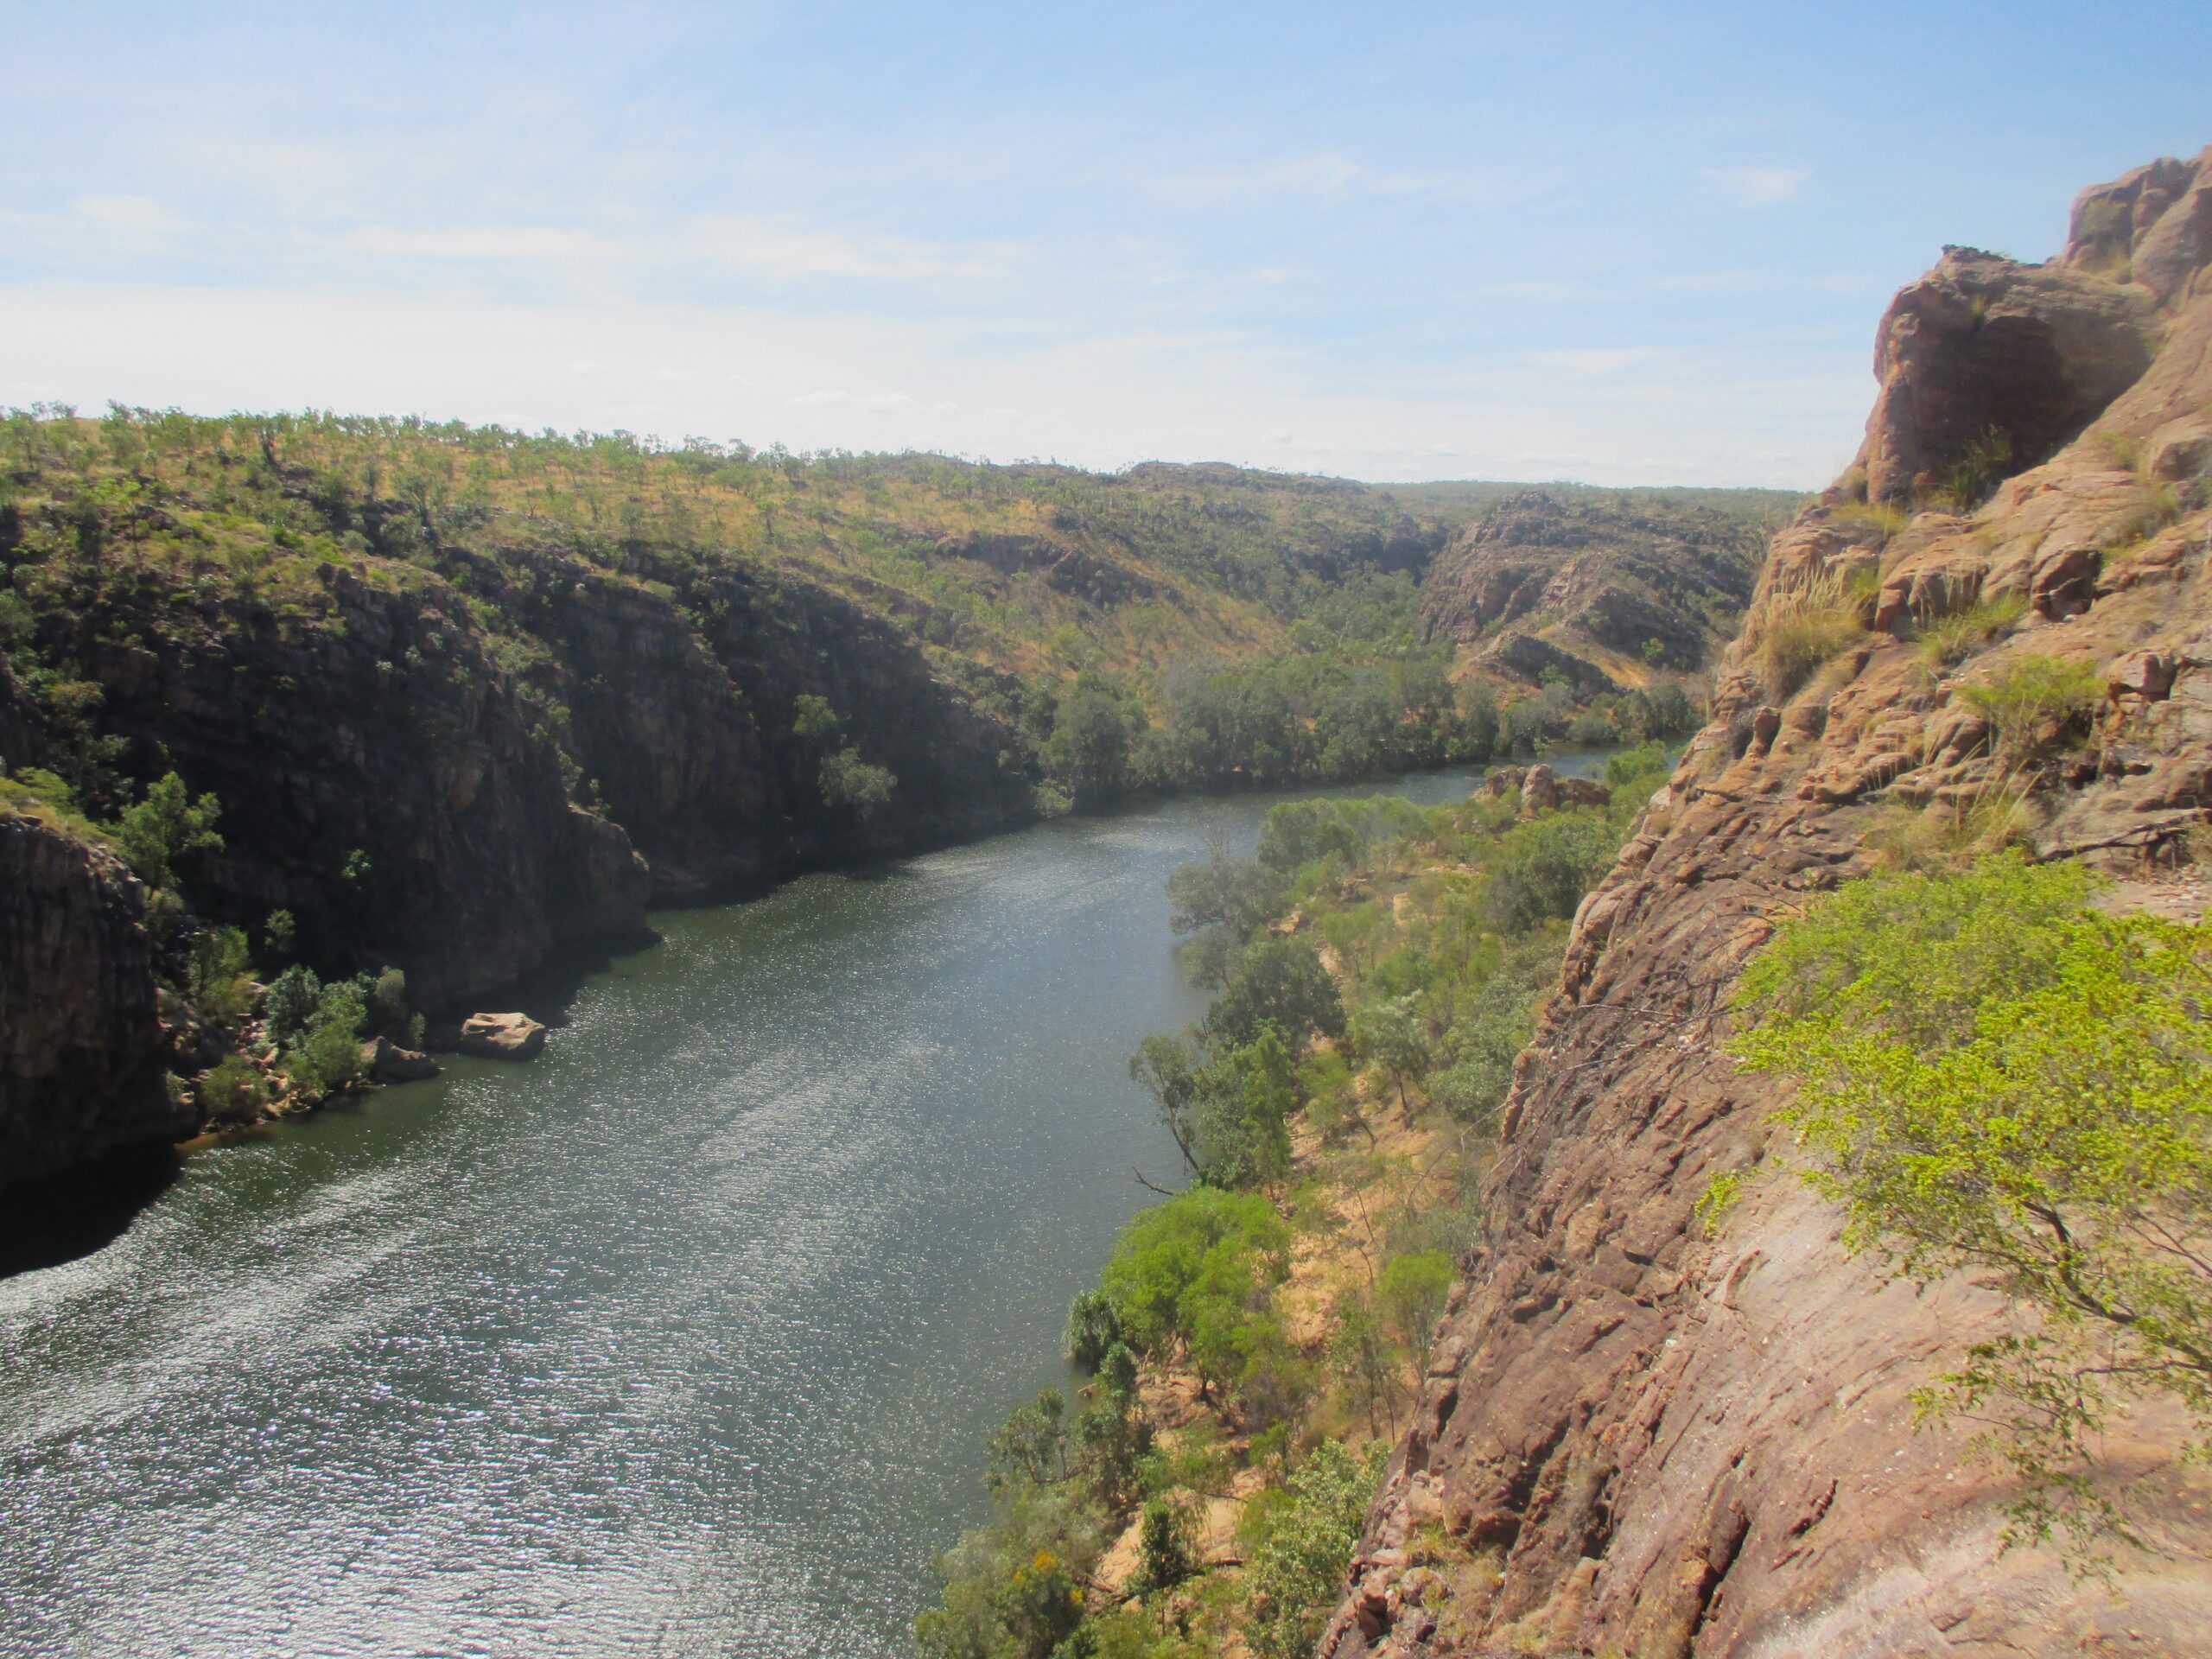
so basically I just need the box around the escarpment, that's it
[1328,150,2212,1658]
[1417,493,1769,690]
[0,809,183,1185]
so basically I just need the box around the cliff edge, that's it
[1327,151,2212,1657]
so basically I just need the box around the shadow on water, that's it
[0,1143,179,1281]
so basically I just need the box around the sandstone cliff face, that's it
[45,561,654,1010]
[1329,154,2212,1658]
[0,810,184,1185]
[1418,494,1767,686]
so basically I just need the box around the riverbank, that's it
[912,746,1671,1658]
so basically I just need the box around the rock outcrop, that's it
[0,810,186,1185]
[1328,153,2212,1658]
[456,1012,546,1060]
[1418,493,1770,690]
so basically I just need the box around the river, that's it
[0,758,1609,1659]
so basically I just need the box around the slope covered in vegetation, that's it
[913,747,1674,1659]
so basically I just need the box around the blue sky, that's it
[1,3,2204,486]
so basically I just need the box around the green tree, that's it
[1353,995,1429,1121]
[1731,853,2212,1557]
[820,747,897,817]
[114,771,222,889]
[1206,936,1344,1048]
[1378,1251,1455,1367]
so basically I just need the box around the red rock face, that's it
[1328,155,2212,1658]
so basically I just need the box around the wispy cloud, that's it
[72,194,185,237]
[1528,346,1662,377]
[1700,165,1809,208]
[686,215,1013,281]
[1155,154,1559,211]
[344,223,625,261]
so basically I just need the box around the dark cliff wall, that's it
[0,809,184,1186]
[1330,150,2212,1659]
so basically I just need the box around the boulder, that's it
[457,1012,547,1061]
[363,1035,441,1083]
[1519,765,1562,813]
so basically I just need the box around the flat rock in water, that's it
[457,1012,547,1060]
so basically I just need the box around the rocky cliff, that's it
[0,807,185,1185]
[1417,493,1770,690]
[1328,150,2212,1657]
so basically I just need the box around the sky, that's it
[0,3,2205,488]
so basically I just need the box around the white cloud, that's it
[1700,165,1809,208]
[344,223,624,261]
[686,215,1011,282]
[72,194,184,236]
[1528,346,1662,377]
[787,389,920,411]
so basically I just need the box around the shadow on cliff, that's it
[0,1143,180,1280]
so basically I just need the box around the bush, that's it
[1205,936,1344,1048]
[196,1053,269,1125]
[1065,1289,1122,1371]
[820,747,896,817]
[1100,1187,1291,1402]
[114,771,223,889]
[1378,1251,1454,1365]
[1957,652,2104,762]
[1730,853,2212,1556]
[187,925,254,1023]
[282,981,366,1097]
[1240,1440,1389,1659]
[263,963,323,1044]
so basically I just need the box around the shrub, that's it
[114,771,223,889]
[187,925,254,1023]
[197,1053,269,1125]
[263,963,322,1043]
[1133,1498,1197,1594]
[1205,936,1344,1048]
[820,747,896,817]
[1957,652,2104,762]
[1100,1187,1291,1401]
[282,981,366,1097]
[1730,854,2212,1556]
[1065,1289,1122,1371]
[1378,1250,1455,1365]
[1241,1441,1389,1659]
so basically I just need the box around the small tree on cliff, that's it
[1731,853,2212,1560]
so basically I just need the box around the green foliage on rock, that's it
[1731,852,2212,1558]
[114,771,222,890]
[1239,1440,1389,1659]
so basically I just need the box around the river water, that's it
[0,760,1601,1659]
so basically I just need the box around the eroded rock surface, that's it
[1327,153,2212,1659]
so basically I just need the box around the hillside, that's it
[1327,149,2212,1657]
[0,422,1785,1185]
[1416,491,1781,693]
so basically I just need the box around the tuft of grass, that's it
[1754,569,1870,701]
[1831,499,1909,543]
[1867,780,2039,872]
[1958,653,2105,763]
[2101,480,2183,554]
[1916,591,2029,671]
[2091,429,2145,475]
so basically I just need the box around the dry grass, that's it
[1866,780,2040,871]
[1754,569,1871,701]
[1915,590,2028,671]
